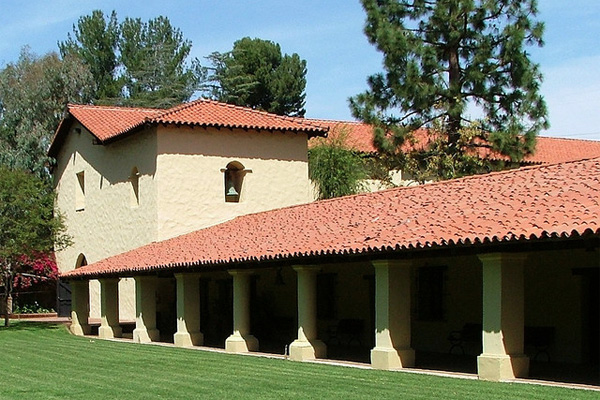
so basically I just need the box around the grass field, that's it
[0,321,596,399]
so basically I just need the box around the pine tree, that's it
[203,37,307,117]
[350,0,549,179]
[59,11,201,108]
[119,16,200,108]
[58,10,120,100]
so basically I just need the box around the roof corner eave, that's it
[47,112,74,158]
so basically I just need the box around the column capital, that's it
[134,275,158,283]
[174,272,202,280]
[292,265,321,273]
[227,269,255,277]
[478,252,528,266]
[371,259,412,269]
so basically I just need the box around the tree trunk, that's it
[447,45,462,149]
[2,294,10,327]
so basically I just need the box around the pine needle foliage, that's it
[351,0,549,180]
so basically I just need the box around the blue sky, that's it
[1,1,599,140]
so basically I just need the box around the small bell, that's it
[226,181,239,196]
[226,171,239,196]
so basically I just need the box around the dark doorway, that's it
[56,279,71,317]
[578,267,599,365]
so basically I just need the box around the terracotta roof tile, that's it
[64,156,600,279]
[152,99,327,136]
[68,104,161,142]
[308,120,600,164]
[50,100,328,156]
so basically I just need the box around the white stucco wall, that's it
[155,126,312,240]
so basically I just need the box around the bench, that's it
[525,326,555,361]
[448,323,482,355]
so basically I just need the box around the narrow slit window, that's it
[75,171,85,211]
[130,167,140,207]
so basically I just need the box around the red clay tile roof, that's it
[49,100,328,157]
[309,120,379,153]
[308,120,600,165]
[498,136,600,165]
[68,104,161,142]
[152,99,327,134]
[63,156,600,279]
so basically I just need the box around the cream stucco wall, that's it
[54,124,159,319]
[54,123,313,319]
[155,126,312,240]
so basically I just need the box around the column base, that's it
[371,347,415,370]
[98,325,122,339]
[477,354,529,381]
[225,333,259,353]
[289,339,327,361]
[70,323,91,336]
[133,328,160,343]
[174,331,204,347]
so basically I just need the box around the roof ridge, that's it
[536,135,600,143]
[68,103,164,113]
[306,118,366,125]
[151,98,205,120]
[154,98,329,131]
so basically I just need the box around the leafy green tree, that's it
[0,48,94,178]
[309,129,367,199]
[350,0,549,180]
[58,10,121,100]
[119,16,200,108]
[0,167,70,327]
[203,37,307,117]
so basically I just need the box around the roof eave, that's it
[61,229,599,281]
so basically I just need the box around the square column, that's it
[173,273,204,347]
[289,266,327,361]
[70,280,91,336]
[478,253,529,381]
[371,260,415,370]
[133,276,160,343]
[98,278,122,339]
[225,270,259,353]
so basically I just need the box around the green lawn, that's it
[0,321,595,399]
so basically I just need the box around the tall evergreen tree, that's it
[119,16,200,108]
[203,37,307,117]
[58,10,120,100]
[350,0,549,180]
[59,11,200,108]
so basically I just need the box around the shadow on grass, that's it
[0,320,66,331]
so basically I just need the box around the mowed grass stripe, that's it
[0,322,596,400]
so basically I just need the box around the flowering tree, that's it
[11,252,59,292]
[0,167,70,327]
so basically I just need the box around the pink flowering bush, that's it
[12,252,58,290]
